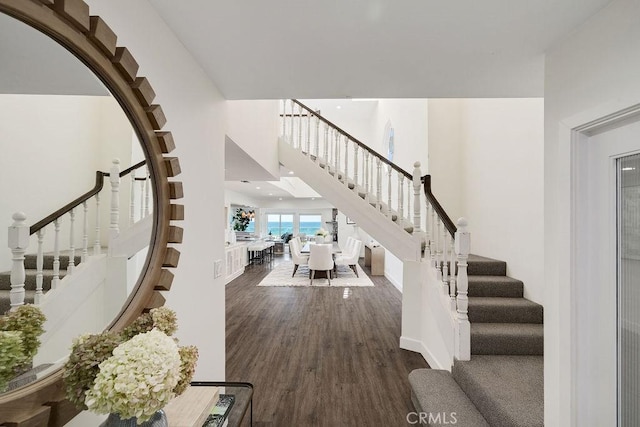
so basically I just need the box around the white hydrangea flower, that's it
[85,329,181,422]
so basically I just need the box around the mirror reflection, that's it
[0,12,153,393]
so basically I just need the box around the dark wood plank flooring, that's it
[226,255,429,426]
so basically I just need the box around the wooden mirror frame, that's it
[0,0,183,425]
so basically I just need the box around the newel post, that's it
[109,158,121,240]
[8,212,29,310]
[454,217,471,361]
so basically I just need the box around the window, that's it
[299,214,323,236]
[267,214,294,237]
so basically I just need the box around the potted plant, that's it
[63,307,198,426]
[314,228,328,244]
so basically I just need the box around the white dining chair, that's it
[289,238,309,277]
[308,243,334,285]
[335,239,363,277]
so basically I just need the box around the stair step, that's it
[471,323,543,355]
[466,254,507,276]
[452,356,543,427]
[0,290,36,315]
[24,254,81,270]
[468,297,543,324]
[408,369,489,427]
[0,269,68,291]
[468,276,524,298]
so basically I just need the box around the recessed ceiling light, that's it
[311,197,315,200]
[269,193,273,196]
[256,186,261,190]
[336,105,342,109]
[288,171,294,175]
[279,197,283,201]
[622,167,636,171]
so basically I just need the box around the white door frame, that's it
[564,102,640,426]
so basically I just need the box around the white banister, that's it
[314,115,320,162]
[297,104,302,150]
[306,111,311,157]
[413,162,422,231]
[289,100,294,145]
[375,157,382,211]
[454,217,471,361]
[424,202,431,259]
[109,158,120,241]
[335,131,340,180]
[353,145,359,193]
[93,193,101,255]
[129,174,136,225]
[68,208,76,273]
[399,174,405,226]
[52,218,60,290]
[406,178,411,229]
[8,212,28,310]
[35,228,44,304]
[364,152,370,203]
[450,236,457,311]
[323,127,329,170]
[343,136,349,185]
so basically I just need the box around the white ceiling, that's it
[148,0,612,100]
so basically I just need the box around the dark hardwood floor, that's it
[226,254,429,426]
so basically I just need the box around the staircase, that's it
[279,100,544,426]
[0,253,81,314]
[410,254,543,426]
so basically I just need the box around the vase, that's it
[100,409,168,427]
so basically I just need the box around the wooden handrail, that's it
[423,175,456,237]
[29,161,147,235]
[291,99,414,180]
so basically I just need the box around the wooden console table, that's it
[364,243,385,276]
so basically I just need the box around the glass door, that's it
[618,153,640,426]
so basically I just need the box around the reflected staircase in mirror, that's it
[279,99,543,426]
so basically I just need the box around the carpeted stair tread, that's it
[471,323,543,355]
[24,253,81,270]
[466,254,507,276]
[409,369,489,427]
[0,269,67,291]
[453,355,543,427]
[0,290,36,315]
[468,275,524,298]
[468,297,543,324]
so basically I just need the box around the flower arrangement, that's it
[232,208,255,231]
[315,227,328,237]
[0,305,46,391]
[63,307,198,423]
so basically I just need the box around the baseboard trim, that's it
[400,336,450,371]
[385,272,403,292]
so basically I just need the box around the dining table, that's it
[300,242,342,278]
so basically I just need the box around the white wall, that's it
[426,98,544,305]
[226,100,280,179]
[88,0,227,382]
[544,0,640,425]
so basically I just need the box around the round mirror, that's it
[0,11,154,394]
[0,1,182,424]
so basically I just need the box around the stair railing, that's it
[6,158,149,310]
[422,175,471,361]
[281,99,424,235]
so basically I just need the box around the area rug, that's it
[258,261,374,287]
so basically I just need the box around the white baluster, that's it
[129,173,136,225]
[139,179,145,220]
[323,126,329,170]
[413,162,422,230]
[35,228,44,304]
[387,167,393,219]
[343,136,349,185]
[376,157,382,211]
[297,104,302,150]
[68,208,75,273]
[144,167,150,217]
[306,109,311,157]
[407,178,411,229]
[442,233,450,287]
[450,236,457,311]
[399,174,405,226]
[431,210,438,268]
[82,201,89,262]
[334,132,340,180]
[52,218,60,290]
[353,145,359,194]
[8,212,28,310]
[289,100,294,145]
[314,115,320,162]
[109,158,120,241]
[94,193,101,255]
[455,217,471,361]
[364,152,370,203]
